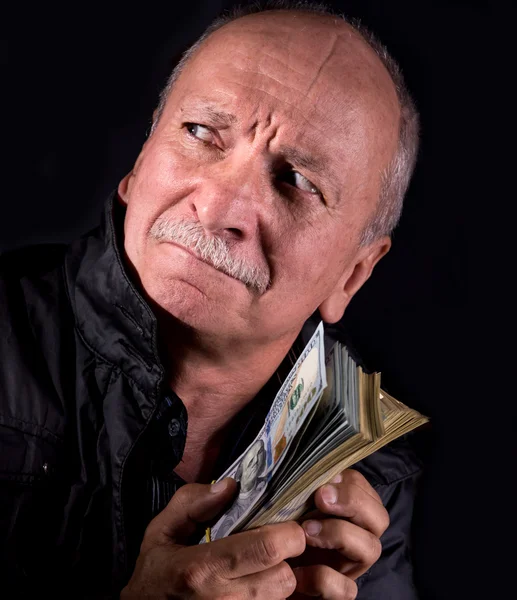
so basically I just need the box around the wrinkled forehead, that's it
[174,13,400,145]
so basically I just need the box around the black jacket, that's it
[0,194,423,599]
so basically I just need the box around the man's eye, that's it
[279,170,321,195]
[185,123,213,143]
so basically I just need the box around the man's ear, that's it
[117,150,146,205]
[117,173,131,205]
[318,236,391,324]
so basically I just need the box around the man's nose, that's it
[189,161,264,240]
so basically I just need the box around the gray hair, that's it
[151,1,420,245]
[149,216,271,293]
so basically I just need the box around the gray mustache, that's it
[149,218,270,294]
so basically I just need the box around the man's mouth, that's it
[149,217,271,294]
[166,241,245,285]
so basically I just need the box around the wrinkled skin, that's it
[119,9,399,598]
[122,470,389,599]
[119,11,399,352]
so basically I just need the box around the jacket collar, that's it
[63,192,338,411]
[65,191,164,403]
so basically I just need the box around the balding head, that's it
[152,5,419,244]
[119,3,417,344]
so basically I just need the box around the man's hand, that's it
[289,469,389,599]
[121,478,306,599]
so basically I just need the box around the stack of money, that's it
[203,322,429,542]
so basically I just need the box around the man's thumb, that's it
[143,478,238,548]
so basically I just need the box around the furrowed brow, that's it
[205,106,237,126]
[281,146,326,176]
[185,100,237,127]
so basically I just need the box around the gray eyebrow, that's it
[280,146,326,176]
[206,107,237,126]
[182,100,327,177]
[186,101,237,126]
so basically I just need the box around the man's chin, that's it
[143,277,246,337]
[149,281,212,320]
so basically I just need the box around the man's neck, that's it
[161,321,300,434]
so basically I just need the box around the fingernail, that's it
[210,479,228,493]
[303,520,322,536]
[330,473,343,484]
[321,484,338,505]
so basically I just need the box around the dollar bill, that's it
[247,343,358,519]
[264,343,341,493]
[205,321,327,541]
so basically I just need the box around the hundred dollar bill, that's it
[263,342,341,496]
[205,321,327,542]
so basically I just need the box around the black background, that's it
[3,1,509,598]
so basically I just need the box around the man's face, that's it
[119,12,399,346]
[240,441,264,493]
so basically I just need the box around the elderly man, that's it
[0,4,421,599]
